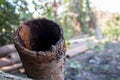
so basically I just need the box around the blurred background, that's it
[0,0,120,80]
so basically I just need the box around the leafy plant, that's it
[0,0,19,46]
[0,0,41,46]
[95,42,105,52]
[102,13,120,40]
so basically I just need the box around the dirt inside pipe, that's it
[18,18,61,51]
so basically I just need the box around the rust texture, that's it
[18,24,31,49]
[14,18,66,80]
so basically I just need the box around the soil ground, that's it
[65,41,120,80]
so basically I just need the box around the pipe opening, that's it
[18,19,61,51]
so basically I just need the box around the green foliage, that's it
[0,0,92,46]
[86,39,95,49]
[104,65,109,72]
[58,14,76,39]
[11,0,33,22]
[0,0,19,46]
[65,40,72,49]
[95,42,105,52]
[68,60,81,69]
[41,2,55,20]
[66,59,81,75]
[69,0,91,34]
[0,0,34,46]
[102,14,120,40]
[31,0,55,20]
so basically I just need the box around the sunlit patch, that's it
[2,28,5,32]
[11,30,14,33]
[90,0,120,13]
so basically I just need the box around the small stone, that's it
[88,56,102,65]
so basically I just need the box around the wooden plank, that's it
[68,36,95,43]
[66,44,89,58]
[66,37,96,58]
[1,63,22,72]
[0,71,32,80]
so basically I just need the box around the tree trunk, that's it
[89,11,103,40]
[14,18,66,80]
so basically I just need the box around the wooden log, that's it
[66,37,96,58]
[0,52,21,68]
[14,18,66,80]
[1,63,22,72]
[0,71,32,80]
[0,44,16,58]
[66,44,89,58]
[68,36,95,43]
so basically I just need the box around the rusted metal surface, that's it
[14,19,66,80]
